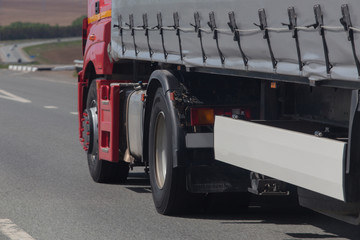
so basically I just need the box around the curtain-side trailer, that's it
[78,0,360,223]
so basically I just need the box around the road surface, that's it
[0,69,359,240]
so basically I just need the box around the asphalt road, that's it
[0,69,360,240]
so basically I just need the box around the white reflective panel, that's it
[214,116,346,201]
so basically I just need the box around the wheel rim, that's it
[154,111,167,189]
[83,99,98,166]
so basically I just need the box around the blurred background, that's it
[0,0,86,67]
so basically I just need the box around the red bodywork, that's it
[97,80,121,163]
[79,0,127,162]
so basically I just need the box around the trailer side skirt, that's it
[214,116,346,201]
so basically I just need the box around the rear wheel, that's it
[83,80,129,183]
[149,88,190,215]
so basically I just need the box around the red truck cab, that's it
[78,0,113,150]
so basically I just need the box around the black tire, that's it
[148,88,190,215]
[86,80,129,183]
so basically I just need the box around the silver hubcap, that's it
[89,105,98,163]
[83,99,98,165]
[154,112,167,189]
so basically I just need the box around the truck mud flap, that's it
[214,116,347,201]
[97,80,121,163]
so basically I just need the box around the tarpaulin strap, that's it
[142,14,154,58]
[228,11,248,67]
[307,5,332,74]
[113,15,126,55]
[282,7,304,71]
[191,12,207,63]
[340,4,360,77]
[172,12,183,61]
[254,9,277,69]
[126,14,139,56]
[154,13,168,60]
[208,12,225,64]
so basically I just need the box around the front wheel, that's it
[83,80,129,183]
[149,88,190,215]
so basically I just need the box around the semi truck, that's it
[79,0,360,223]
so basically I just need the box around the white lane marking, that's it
[0,219,36,240]
[70,112,78,115]
[43,106,58,109]
[0,89,31,103]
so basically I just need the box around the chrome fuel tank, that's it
[126,89,146,159]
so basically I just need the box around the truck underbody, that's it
[79,0,360,224]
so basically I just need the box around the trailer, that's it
[79,0,360,223]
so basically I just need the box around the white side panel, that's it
[214,116,346,201]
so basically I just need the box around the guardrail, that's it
[7,60,83,72]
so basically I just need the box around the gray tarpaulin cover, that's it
[110,0,360,83]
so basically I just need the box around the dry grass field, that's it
[24,40,83,64]
[0,0,87,26]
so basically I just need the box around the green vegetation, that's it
[0,63,9,69]
[0,16,86,41]
[23,40,82,64]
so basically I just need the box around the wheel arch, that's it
[82,61,97,112]
[84,61,97,80]
[143,70,186,168]
[78,61,98,142]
